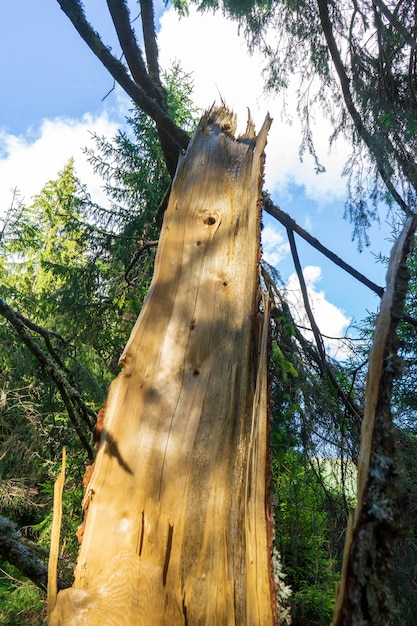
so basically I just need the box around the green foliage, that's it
[271,341,298,380]
[84,63,198,345]
[0,564,46,626]
[4,7,417,618]
[266,298,356,622]
[272,450,342,625]
[165,0,190,17]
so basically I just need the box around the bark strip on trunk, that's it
[332,216,417,625]
[49,105,275,625]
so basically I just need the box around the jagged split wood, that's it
[332,216,417,625]
[48,448,66,619]
[49,106,276,625]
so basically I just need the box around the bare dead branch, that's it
[0,299,95,460]
[263,261,362,427]
[285,229,362,424]
[286,227,327,363]
[125,240,159,285]
[402,312,417,329]
[262,194,385,297]
[8,310,96,428]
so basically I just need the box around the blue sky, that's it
[0,1,396,354]
[0,2,109,133]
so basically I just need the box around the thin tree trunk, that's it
[332,216,417,625]
[49,106,276,625]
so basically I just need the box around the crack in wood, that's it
[162,523,174,587]
[138,511,144,557]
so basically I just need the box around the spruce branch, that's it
[0,299,95,460]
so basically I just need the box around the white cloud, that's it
[0,113,120,213]
[157,6,351,205]
[285,266,352,360]
[0,7,352,217]
[261,224,290,266]
[158,7,265,126]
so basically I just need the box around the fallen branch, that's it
[0,517,70,594]
[285,228,362,424]
[262,194,385,297]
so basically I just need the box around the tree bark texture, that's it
[49,106,275,625]
[0,530,68,594]
[332,216,417,625]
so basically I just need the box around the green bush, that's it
[0,563,46,626]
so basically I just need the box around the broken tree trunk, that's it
[332,216,417,625]
[49,106,276,625]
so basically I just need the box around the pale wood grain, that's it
[50,106,274,625]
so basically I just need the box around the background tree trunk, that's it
[49,106,276,625]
